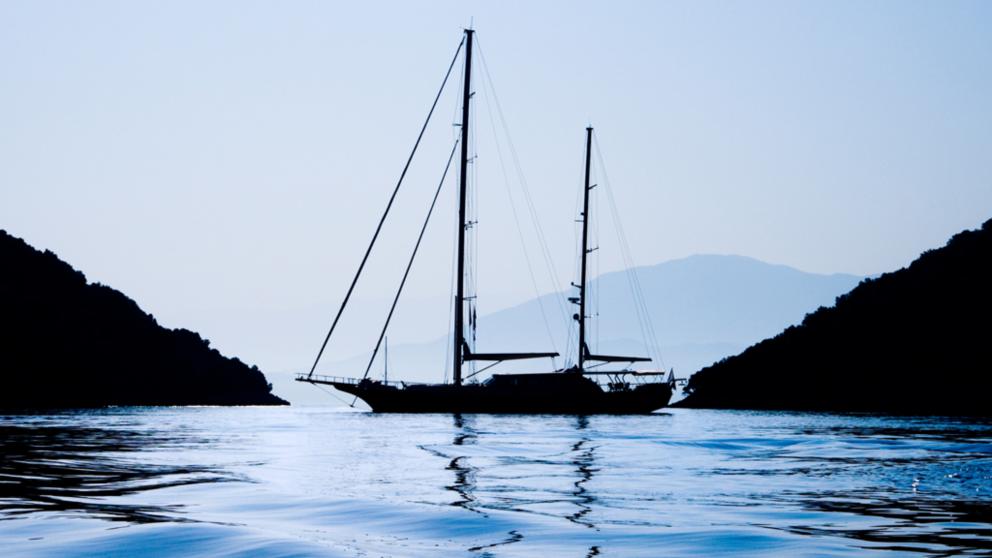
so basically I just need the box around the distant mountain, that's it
[315,255,864,389]
[679,219,992,415]
[0,230,287,407]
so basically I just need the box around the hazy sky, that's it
[3,1,991,355]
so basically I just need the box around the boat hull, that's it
[324,372,672,414]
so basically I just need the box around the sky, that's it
[2,1,991,373]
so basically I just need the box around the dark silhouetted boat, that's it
[296,29,674,413]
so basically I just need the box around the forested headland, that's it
[0,230,287,408]
[679,219,992,416]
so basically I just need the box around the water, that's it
[1,408,990,557]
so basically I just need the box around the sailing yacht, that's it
[296,29,673,413]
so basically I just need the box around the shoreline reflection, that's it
[0,422,239,524]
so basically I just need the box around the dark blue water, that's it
[2,408,990,557]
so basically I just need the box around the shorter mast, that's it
[578,127,593,371]
[575,127,650,368]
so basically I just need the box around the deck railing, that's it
[295,373,423,387]
[296,372,682,388]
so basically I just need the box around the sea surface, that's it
[1,407,991,557]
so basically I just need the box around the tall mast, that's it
[578,126,593,371]
[454,29,474,386]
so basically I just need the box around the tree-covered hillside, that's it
[0,230,287,407]
[679,219,992,415]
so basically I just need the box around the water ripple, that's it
[0,419,245,525]
[1,408,991,556]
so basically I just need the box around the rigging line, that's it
[592,138,653,363]
[315,382,356,408]
[306,37,465,379]
[443,196,459,384]
[592,144,647,343]
[476,38,572,330]
[605,173,658,367]
[594,180,601,350]
[625,207,664,368]
[565,149,588,364]
[488,86,570,330]
[358,139,461,386]
[478,58,561,367]
[451,56,465,140]
[444,32,465,385]
[588,160,599,352]
[594,138,666,369]
[462,360,502,382]
[561,150,586,367]
[469,73,479,375]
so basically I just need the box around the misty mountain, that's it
[295,255,863,402]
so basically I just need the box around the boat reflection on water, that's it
[429,414,604,555]
[570,416,603,558]
[447,413,478,512]
[568,415,597,529]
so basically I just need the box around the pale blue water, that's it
[1,408,990,557]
